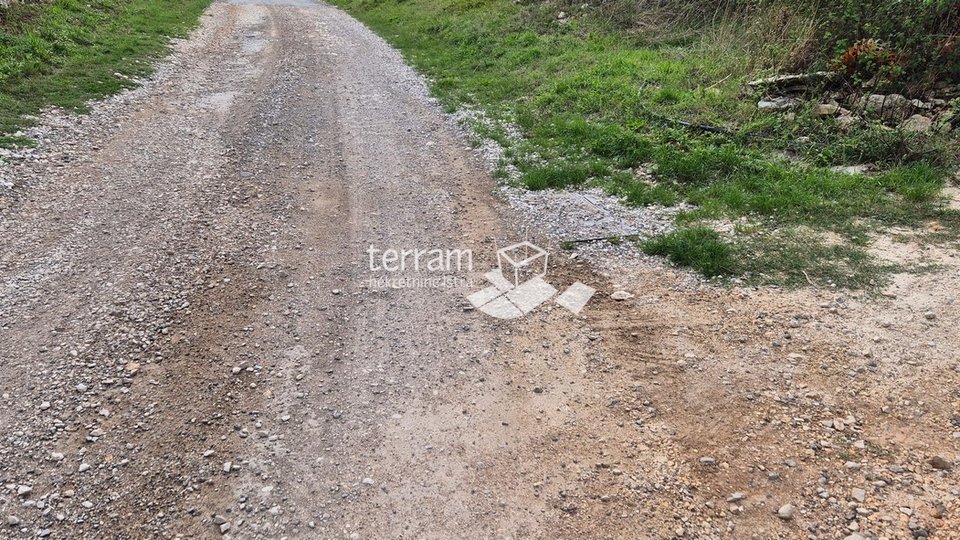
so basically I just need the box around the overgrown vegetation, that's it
[0,0,211,139]
[331,0,960,288]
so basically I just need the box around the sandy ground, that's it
[0,1,957,539]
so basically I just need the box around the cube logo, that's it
[466,241,595,319]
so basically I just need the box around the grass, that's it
[330,0,960,288]
[0,0,212,142]
[642,227,735,278]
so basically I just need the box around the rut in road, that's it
[0,1,650,538]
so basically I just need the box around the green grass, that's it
[643,226,898,288]
[642,227,736,278]
[329,0,959,288]
[0,0,212,142]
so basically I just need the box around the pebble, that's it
[777,504,796,520]
[726,492,746,503]
[928,456,952,470]
[78,463,91,473]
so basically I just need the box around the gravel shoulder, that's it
[0,1,958,539]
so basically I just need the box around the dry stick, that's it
[566,233,645,244]
[646,110,732,135]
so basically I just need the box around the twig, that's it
[648,111,732,135]
[566,233,644,244]
[705,74,731,89]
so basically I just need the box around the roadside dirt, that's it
[0,1,957,539]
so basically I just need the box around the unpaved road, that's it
[1,1,959,539]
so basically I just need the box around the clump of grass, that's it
[642,226,736,278]
[603,171,678,206]
[522,162,606,190]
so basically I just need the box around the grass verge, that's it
[0,0,212,141]
[329,0,959,289]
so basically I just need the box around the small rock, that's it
[859,93,911,120]
[901,114,933,133]
[6,515,20,526]
[16,485,32,497]
[851,488,866,502]
[928,456,952,470]
[777,504,796,520]
[699,456,717,466]
[78,463,91,473]
[726,492,746,503]
[361,477,375,485]
[758,97,801,112]
[610,290,633,301]
[837,113,857,131]
[814,102,840,115]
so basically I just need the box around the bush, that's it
[820,0,960,89]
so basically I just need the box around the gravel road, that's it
[0,1,583,537]
[2,1,958,539]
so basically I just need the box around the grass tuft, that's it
[642,227,736,278]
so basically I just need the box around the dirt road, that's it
[1,1,958,539]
